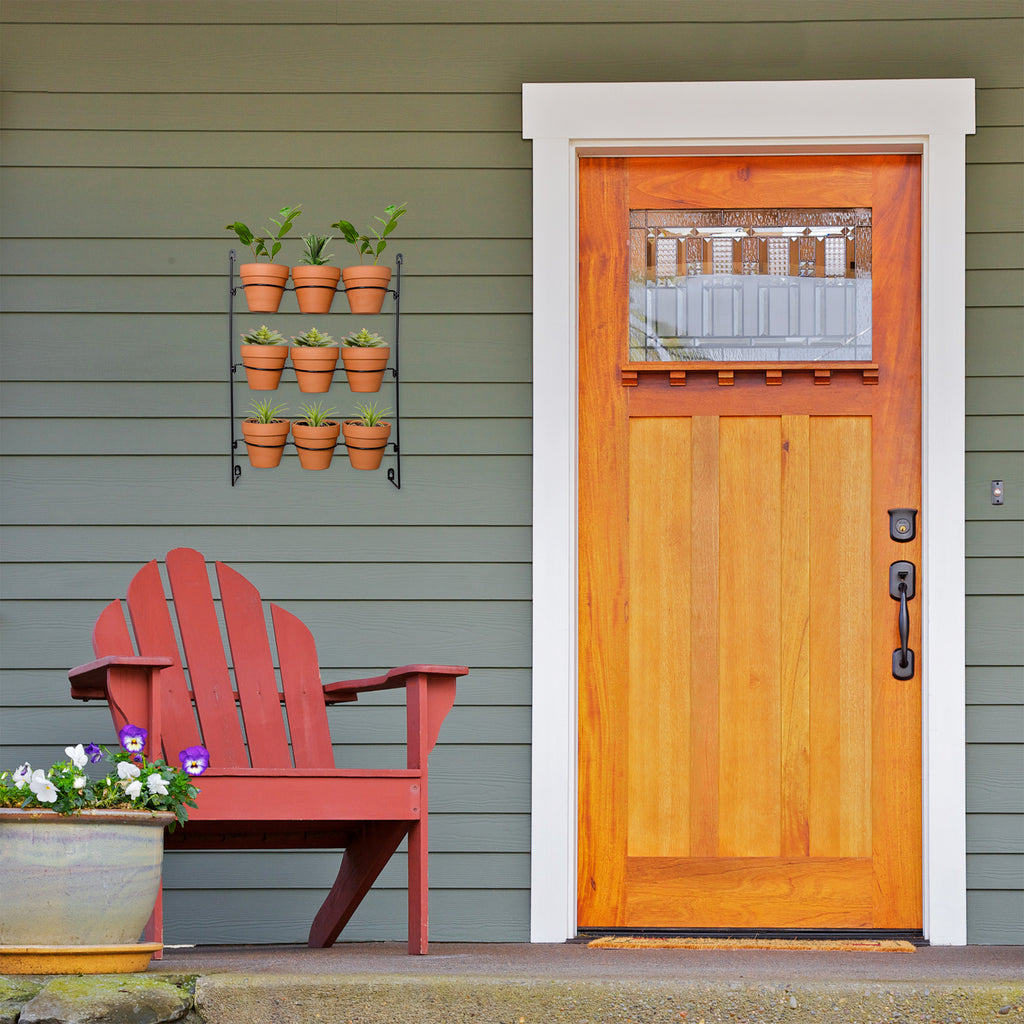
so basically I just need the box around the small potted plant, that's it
[339,327,391,393]
[290,326,339,393]
[331,202,406,314]
[0,725,208,974]
[291,233,341,315]
[226,205,301,313]
[291,401,341,471]
[240,398,290,468]
[342,401,392,471]
[239,324,289,390]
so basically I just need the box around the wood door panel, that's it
[579,154,922,932]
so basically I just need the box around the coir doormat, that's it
[587,936,917,952]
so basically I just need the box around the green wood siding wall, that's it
[1,0,1021,945]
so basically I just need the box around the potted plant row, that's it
[240,326,390,394]
[240,400,391,471]
[227,203,405,316]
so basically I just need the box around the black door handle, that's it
[890,561,915,680]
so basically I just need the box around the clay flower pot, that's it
[240,343,289,390]
[342,420,392,470]
[290,346,340,393]
[240,418,290,468]
[340,346,391,393]
[238,263,290,313]
[292,420,342,471]
[341,266,392,314]
[291,265,342,314]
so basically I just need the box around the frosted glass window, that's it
[629,208,873,362]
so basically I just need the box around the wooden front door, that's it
[578,154,922,931]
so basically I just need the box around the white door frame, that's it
[523,79,976,945]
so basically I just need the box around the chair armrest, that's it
[322,664,469,703]
[69,655,175,701]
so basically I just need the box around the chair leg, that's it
[307,822,410,950]
[406,819,429,954]
[145,885,164,959]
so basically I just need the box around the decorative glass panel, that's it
[629,208,873,362]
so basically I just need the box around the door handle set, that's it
[889,560,916,680]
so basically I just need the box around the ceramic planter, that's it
[340,346,391,393]
[341,266,392,315]
[238,263,290,313]
[291,346,340,393]
[0,807,172,974]
[241,418,290,467]
[292,420,342,471]
[240,343,289,390]
[291,265,342,315]
[342,420,392,470]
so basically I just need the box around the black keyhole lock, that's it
[888,508,917,543]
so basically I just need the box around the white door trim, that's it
[522,79,976,945]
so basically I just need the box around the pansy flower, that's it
[84,743,103,763]
[29,774,58,803]
[117,760,141,781]
[13,763,31,788]
[65,744,89,770]
[147,774,170,796]
[179,745,210,776]
[118,724,148,754]
[123,778,143,800]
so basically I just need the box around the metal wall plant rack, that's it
[227,249,402,489]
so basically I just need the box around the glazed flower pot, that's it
[240,343,289,390]
[292,421,342,471]
[342,420,392,470]
[238,263,290,314]
[291,265,342,315]
[341,266,392,315]
[291,346,340,393]
[0,808,172,974]
[241,418,290,467]
[340,346,391,393]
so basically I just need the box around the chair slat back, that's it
[216,560,294,768]
[164,548,249,767]
[124,559,203,761]
[271,604,335,768]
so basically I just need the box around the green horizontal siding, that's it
[1,0,1021,945]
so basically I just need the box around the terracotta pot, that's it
[241,418,290,468]
[290,346,340,393]
[341,266,392,314]
[291,265,342,314]
[342,420,392,470]
[239,343,289,390]
[340,346,391,393]
[292,420,342,471]
[238,263,290,313]
[0,808,172,974]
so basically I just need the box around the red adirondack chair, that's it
[68,547,467,954]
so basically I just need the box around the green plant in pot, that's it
[292,233,342,315]
[290,326,339,394]
[340,327,391,393]
[240,397,290,468]
[292,400,341,471]
[226,204,301,313]
[331,202,406,314]
[239,324,289,390]
[0,725,208,974]
[342,400,392,471]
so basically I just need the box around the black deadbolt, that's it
[888,508,917,543]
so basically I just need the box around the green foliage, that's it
[341,327,387,348]
[350,401,391,427]
[0,744,201,830]
[241,324,286,346]
[331,202,407,265]
[292,327,337,347]
[297,233,334,266]
[245,398,288,424]
[297,401,339,427]
[226,204,302,262]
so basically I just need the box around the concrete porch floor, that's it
[150,942,1024,1024]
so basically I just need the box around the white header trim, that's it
[524,79,975,945]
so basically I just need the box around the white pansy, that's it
[13,764,31,788]
[73,776,88,790]
[29,776,58,803]
[146,774,170,796]
[65,744,89,769]
[123,779,144,800]
[117,761,141,780]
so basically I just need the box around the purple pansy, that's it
[179,745,210,777]
[84,743,103,763]
[118,724,148,754]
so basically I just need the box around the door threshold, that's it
[573,927,928,947]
